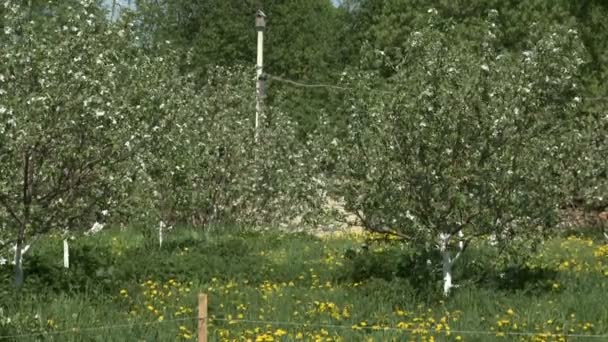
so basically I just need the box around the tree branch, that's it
[452,238,471,264]
[0,193,22,226]
[0,238,17,252]
[355,209,411,240]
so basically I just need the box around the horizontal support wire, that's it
[266,74,608,103]
[266,74,353,92]
[266,73,394,95]
[0,316,198,340]
[2,315,607,340]
[210,317,608,339]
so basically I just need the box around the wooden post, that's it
[198,294,208,342]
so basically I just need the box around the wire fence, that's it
[0,316,197,340]
[2,315,608,340]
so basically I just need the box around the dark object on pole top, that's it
[256,10,266,31]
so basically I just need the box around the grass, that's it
[0,227,607,341]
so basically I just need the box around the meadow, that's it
[1,227,607,342]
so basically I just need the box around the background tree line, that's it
[134,0,607,135]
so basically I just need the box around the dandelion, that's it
[255,333,274,342]
[273,329,287,337]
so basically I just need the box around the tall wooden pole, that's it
[111,0,117,21]
[255,10,266,144]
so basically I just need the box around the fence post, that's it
[198,293,208,342]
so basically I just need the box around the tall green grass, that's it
[0,227,606,341]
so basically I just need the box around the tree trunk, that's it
[63,239,70,269]
[159,221,165,248]
[438,230,468,297]
[438,233,453,297]
[15,149,32,287]
[13,222,25,287]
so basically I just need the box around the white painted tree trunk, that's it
[458,230,464,250]
[159,221,165,248]
[13,243,31,264]
[13,253,23,287]
[13,241,30,287]
[438,231,466,297]
[63,239,69,269]
[438,233,454,297]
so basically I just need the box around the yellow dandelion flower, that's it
[274,329,287,337]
